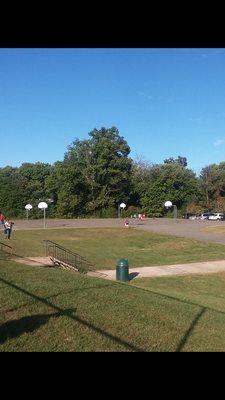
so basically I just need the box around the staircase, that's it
[43,240,95,274]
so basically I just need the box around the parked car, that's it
[199,213,215,220]
[208,213,225,221]
[189,214,201,220]
[182,213,195,219]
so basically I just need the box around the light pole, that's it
[173,204,178,219]
[38,202,48,228]
[25,204,32,220]
[164,201,178,219]
[118,202,126,218]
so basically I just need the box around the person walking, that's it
[4,219,12,239]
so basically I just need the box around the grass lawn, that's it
[202,225,225,234]
[5,227,225,270]
[130,273,225,351]
[1,260,225,351]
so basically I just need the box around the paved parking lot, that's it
[137,218,225,245]
[11,217,225,245]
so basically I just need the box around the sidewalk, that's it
[94,259,225,281]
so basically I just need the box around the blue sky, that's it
[1,48,225,175]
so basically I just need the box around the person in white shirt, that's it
[4,219,12,239]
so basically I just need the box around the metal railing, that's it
[43,240,95,274]
[0,241,13,256]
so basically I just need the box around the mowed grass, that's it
[2,260,225,351]
[130,273,225,351]
[5,227,225,270]
[202,225,225,234]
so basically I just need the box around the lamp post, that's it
[25,204,32,220]
[118,202,126,218]
[164,201,177,219]
[173,204,178,219]
[38,202,48,228]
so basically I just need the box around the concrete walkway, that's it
[13,256,55,267]
[95,259,225,281]
[12,255,225,281]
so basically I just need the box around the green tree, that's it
[164,156,187,167]
[141,163,201,216]
[19,162,53,217]
[63,127,132,215]
[130,157,153,208]
[199,162,225,210]
[45,161,88,217]
[0,167,28,217]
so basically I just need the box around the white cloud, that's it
[214,139,225,147]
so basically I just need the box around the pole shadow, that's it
[0,277,145,352]
[176,307,206,352]
[124,283,225,351]
[0,308,76,345]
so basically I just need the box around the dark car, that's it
[182,213,195,219]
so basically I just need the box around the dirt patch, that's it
[13,257,54,267]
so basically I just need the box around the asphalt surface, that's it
[10,217,225,245]
[137,218,225,245]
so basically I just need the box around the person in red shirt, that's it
[0,212,5,224]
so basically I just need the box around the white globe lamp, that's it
[164,201,172,208]
[118,202,126,218]
[25,204,33,220]
[38,202,48,228]
[164,200,177,219]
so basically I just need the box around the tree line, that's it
[1,127,225,218]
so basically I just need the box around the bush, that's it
[148,212,163,218]
[122,205,143,218]
[96,207,118,218]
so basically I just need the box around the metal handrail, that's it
[43,240,95,274]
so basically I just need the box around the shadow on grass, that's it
[1,274,219,352]
[127,283,225,351]
[175,307,206,352]
[3,284,117,314]
[0,277,145,352]
[0,309,76,345]
[129,272,139,281]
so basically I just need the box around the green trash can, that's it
[116,259,129,282]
